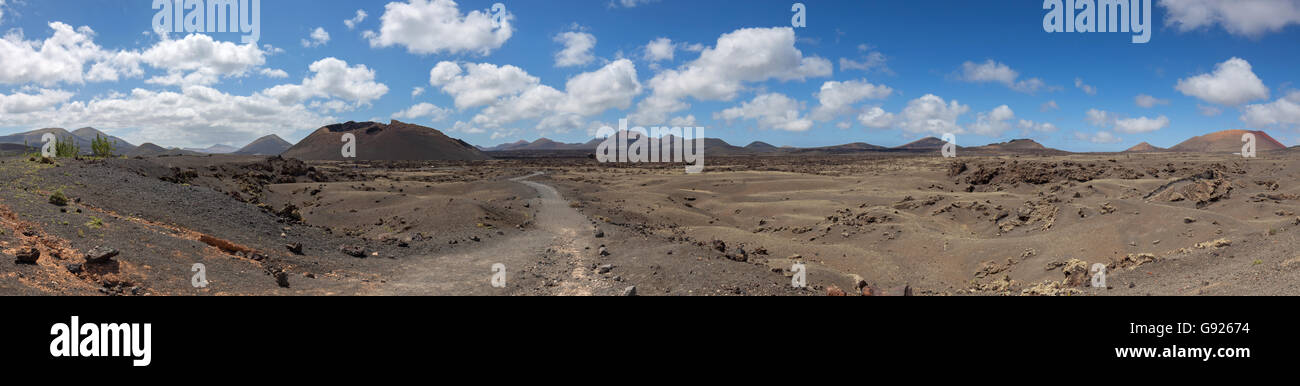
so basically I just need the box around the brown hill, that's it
[485,140,530,151]
[1168,129,1285,153]
[893,137,950,151]
[127,143,203,157]
[516,138,590,151]
[72,127,137,153]
[793,142,887,155]
[976,139,1047,150]
[281,120,489,161]
[1124,142,1164,152]
[185,144,240,154]
[744,141,778,152]
[0,128,89,152]
[234,134,292,155]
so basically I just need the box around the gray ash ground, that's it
[4,151,1299,296]
[0,154,808,296]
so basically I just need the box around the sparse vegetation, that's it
[49,190,68,206]
[86,216,103,229]
[21,139,40,158]
[91,134,116,158]
[55,136,80,158]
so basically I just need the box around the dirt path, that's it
[372,172,609,295]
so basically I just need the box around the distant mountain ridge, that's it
[235,134,292,155]
[0,127,137,155]
[281,120,488,161]
[184,144,240,154]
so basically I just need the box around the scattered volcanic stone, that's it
[826,286,847,296]
[711,239,726,253]
[598,246,610,256]
[883,285,914,296]
[276,204,302,222]
[621,286,637,296]
[286,243,304,255]
[274,271,290,288]
[65,263,83,274]
[340,244,366,258]
[594,229,605,238]
[84,246,119,264]
[597,264,614,274]
[14,248,39,264]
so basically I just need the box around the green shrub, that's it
[55,136,80,158]
[49,190,68,206]
[91,134,116,158]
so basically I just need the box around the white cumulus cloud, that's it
[857,106,895,129]
[1075,131,1123,144]
[810,79,893,121]
[715,93,813,132]
[643,37,675,62]
[631,27,831,125]
[345,10,368,30]
[969,105,1016,136]
[1175,57,1269,106]
[1135,93,1169,108]
[393,102,451,122]
[1242,91,1300,127]
[958,60,1047,94]
[1114,115,1170,134]
[367,0,513,55]
[1161,0,1300,37]
[554,31,596,67]
[302,27,330,48]
[262,57,389,107]
[898,94,969,135]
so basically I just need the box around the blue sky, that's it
[0,0,1298,151]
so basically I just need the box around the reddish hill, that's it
[977,139,1047,150]
[281,120,489,161]
[893,136,950,151]
[1168,130,1285,153]
[1124,142,1164,152]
